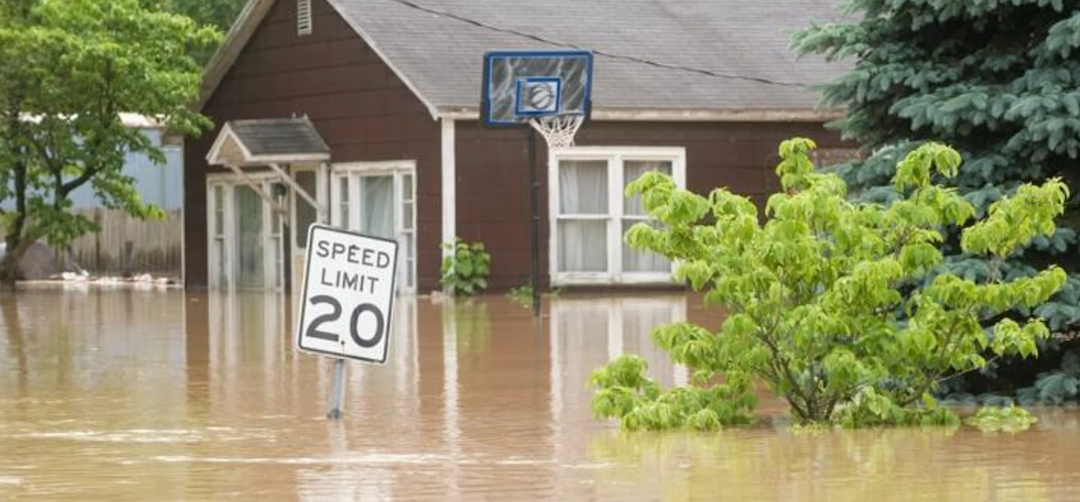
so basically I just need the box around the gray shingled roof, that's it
[329,0,847,114]
[227,118,330,156]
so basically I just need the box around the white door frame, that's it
[206,172,285,291]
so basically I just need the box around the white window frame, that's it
[206,171,285,291]
[548,146,686,287]
[330,160,417,295]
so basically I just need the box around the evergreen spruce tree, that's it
[794,1,1080,401]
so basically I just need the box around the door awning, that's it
[206,117,330,222]
[206,117,330,166]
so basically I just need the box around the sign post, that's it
[296,224,399,419]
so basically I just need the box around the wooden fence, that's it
[68,208,183,276]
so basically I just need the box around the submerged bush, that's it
[966,406,1038,433]
[440,238,491,296]
[591,138,1068,429]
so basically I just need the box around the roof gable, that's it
[198,0,437,118]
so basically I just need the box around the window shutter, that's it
[297,0,312,36]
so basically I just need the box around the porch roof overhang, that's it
[206,118,330,222]
[206,118,330,167]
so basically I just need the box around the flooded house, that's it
[183,0,848,294]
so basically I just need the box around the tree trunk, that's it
[1,159,29,287]
[0,229,35,286]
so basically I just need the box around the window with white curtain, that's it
[331,161,417,294]
[549,147,685,286]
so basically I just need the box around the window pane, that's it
[404,232,415,288]
[294,170,317,248]
[622,220,671,273]
[361,176,396,239]
[558,220,607,272]
[213,185,224,236]
[559,160,608,215]
[624,160,673,216]
[403,201,414,230]
[402,173,413,202]
[338,177,350,229]
[214,240,227,288]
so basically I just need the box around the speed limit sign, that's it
[296,224,398,364]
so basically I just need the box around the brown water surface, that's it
[2,287,1080,501]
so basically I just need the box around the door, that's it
[332,163,416,294]
[207,175,286,291]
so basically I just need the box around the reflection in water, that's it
[2,289,1080,500]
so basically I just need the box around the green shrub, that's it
[590,138,1068,429]
[966,406,1038,433]
[508,285,532,308]
[507,284,561,309]
[440,238,491,296]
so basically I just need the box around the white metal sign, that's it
[296,224,398,363]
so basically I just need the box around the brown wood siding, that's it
[454,120,846,291]
[184,0,442,291]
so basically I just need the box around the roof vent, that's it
[297,0,312,36]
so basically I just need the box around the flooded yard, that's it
[3,288,1080,500]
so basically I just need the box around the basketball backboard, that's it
[481,50,593,127]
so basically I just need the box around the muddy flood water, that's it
[3,288,1080,501]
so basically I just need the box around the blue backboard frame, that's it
[481,50,594,127]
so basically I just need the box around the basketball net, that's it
[529,114,584,149]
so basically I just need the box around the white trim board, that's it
[438,107,846,123]
[441,119,456,260]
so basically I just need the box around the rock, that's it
[0,241,72,280]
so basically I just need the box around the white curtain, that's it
[361,176,396,240]
[622,161,672,273]
[558,160,608,272]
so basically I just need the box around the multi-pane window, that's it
[331,162,417,293]
[550,148,685,285]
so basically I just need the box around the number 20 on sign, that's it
[296,225,398,364]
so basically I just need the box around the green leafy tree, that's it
[151,0,244,32]
[143,0,244,63]
[0,0,219,283]
[591,139,1068,429]
[792,0,1080,394]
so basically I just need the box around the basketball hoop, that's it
[529,114,584,149]
[480,50,594,317]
